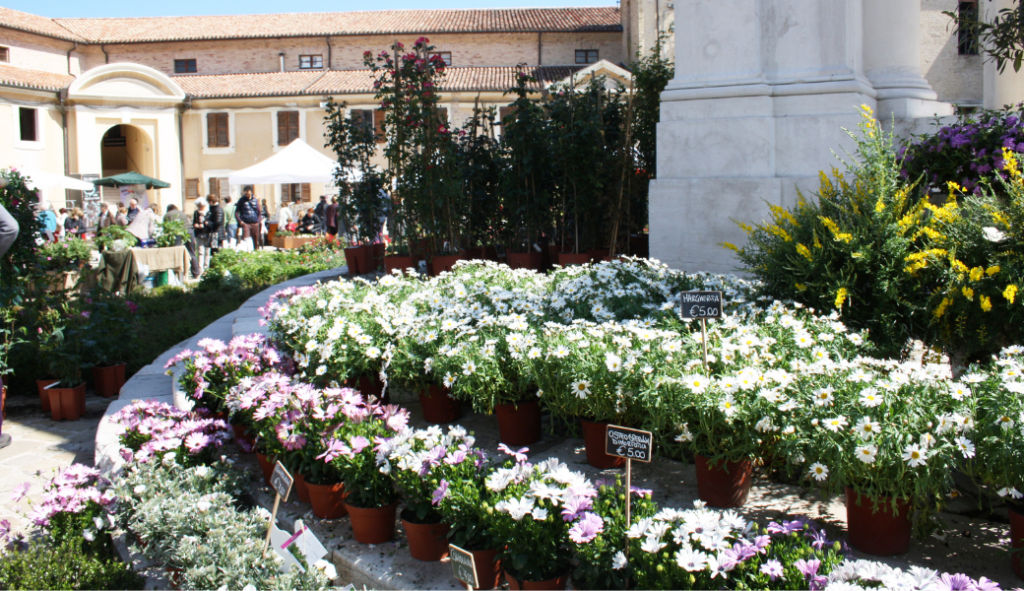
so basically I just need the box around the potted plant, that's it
[165,334,281,417]
[110,399,231,467]
[389,424,480,561]
[776,365,965,556]
[487,449,584,590]
[81,294,137,398]
[321,400,409,542]
[94,224,139,252]
[39,323,86,421]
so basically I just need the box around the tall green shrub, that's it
[732,106,933,357]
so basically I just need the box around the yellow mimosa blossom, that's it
[813,234,822,249]
[963,286,975,300]
[767,224,792,242]
[980,295,993,312]
[723,242,740,252]
[795,283,807,292]
[738,222,754,235]
[834,287,849,309]
[796,243,813,260]
[987,266,1000,276]
[1004,284,1018,304]
[905,249,948,262]
[875,198,885,213]
[969,267,985,282]
[934,297,951,318]
[1003,147,1021,178]
[951,259,969,273]
[851,252,864,259]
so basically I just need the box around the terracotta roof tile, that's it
[175,65,582,99]
[0,6,84,41]
[0,63,74,92]
[53,7,620,44]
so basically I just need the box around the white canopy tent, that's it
[21,168,96,192]
[228,138,339,185]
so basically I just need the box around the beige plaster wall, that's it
[0,99,71,208]
[921,0,983,106]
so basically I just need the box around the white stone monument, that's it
[649,0,952,274]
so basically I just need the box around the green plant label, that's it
[606,425,653,463]
[449,544,478,588]
[680,291,723,319]
[271,461,294,502]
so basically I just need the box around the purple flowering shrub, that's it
[165,334,285,415]
[316,397,410,508]
[570,477,658,590]
[386,424,484,523]
[902,106,1024,195]
[11,464,117,554]
[227,373,369,484]
[485,450,604,583]
[110,399,231,468]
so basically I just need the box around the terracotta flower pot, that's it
[294,472,311,504]
[695,455,753,508]
[507,251,544,270]
[255,452,275,486]
[232,424,255,452]
[845,487,911,556]
[47,382,86,422]
[344,246,365,275]
[92,362,126,398]
[419,385,461,424]
[429,254,464,276]
[345,500,398,544]
[495,400,542,446]
[355,374,389,404]
[307,480,348,519]
[402,515,450,561]
[384,255,417,274]
[505,571,568,591]
[1010,506,1024,578]
[1,384,6,422]
[370,243,386,272]
[557,252,591,267]
[580,419,624,469]
[469,548,503,590]
[36,378,58,412]
[466,246,499,262]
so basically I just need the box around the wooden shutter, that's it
[301,183,311,202]
[499,106,516,124]
[218,178,230,200]
[186,179,200,199]
[208,177,220,196]
[281,184,289,202]
[277,111,299,146]
[207,113,229,147]
[373,109,385,143]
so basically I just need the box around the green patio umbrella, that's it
[93,171,171,189]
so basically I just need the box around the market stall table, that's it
[130,246,189,280]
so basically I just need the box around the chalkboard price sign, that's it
[449,544,478,589]
[680,291,723,319]
[270,462,294,502]
[605,425,654,463]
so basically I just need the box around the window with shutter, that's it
[277,111,299,146]
[207,113,229,147]
[218,178,230,200]
[186,179,200,199]
[282,184,305,203]
[208,178,220,196]
[351,109,374,134]
[499,106,516,125]
[0,47,9,63]
[373,109,385,144]
[301,184,311,202]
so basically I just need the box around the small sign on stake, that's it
[680,290,724,375]
[605,425,654,463]
[262,462,294,558]
[271,461,294,502]
[449,544,478,590]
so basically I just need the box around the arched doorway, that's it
[99,124,154,205]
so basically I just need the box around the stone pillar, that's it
[862,0,952,119]
[649,0,876,274]
[983,0,1024,109]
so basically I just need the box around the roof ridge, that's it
[53,6,617,23]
